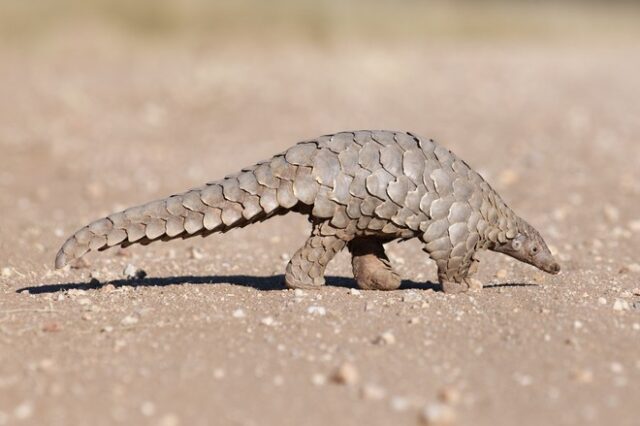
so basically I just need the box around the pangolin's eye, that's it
[531,246,539,254]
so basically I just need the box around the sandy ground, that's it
[1,35,640,426]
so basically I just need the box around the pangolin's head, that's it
[493,220,561,275]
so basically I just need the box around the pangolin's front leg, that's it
[348,238,401,290]
[284,222,348,289]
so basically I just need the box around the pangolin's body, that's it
[56,130,560,293]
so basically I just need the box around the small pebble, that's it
[627,263,640,273]
[437,386,461,405]
[1,267,11,278]
[598,297,607,305]
[613,299,630,311]
[293,289,305,297]
[331,362,359,385]
[100,283,116,293]
[360,384,386,400]
[628,220,640,232]
[232,309,246,319]
[374,331,396,345]
[349,288,361,296]
[307,306,326,316]
[42,322,62,333]
[123,264,146,280]
[498,169,519,186]
[420,403,456,425]
[101,325,114,333]
[496,269,508,279]
[603,204,620,223]
[213,368,225,379]
[311,373,326,386]
[121,315,139,326]
[188,247,204,260]
[13,401,34,420]
[571,369,593,383]
[390,396,410,412]
[610,362,623,374]
[140,401,156,417]
[260,316,275,326]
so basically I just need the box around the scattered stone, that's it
[121,315,139,326]
[574,320,583,330]
[280,253,289,261]
[311,373,326,386]
[38,358,55,373]
[77,298,92,306]
[1,267,12,278]
[232,309,246,319]
[188,247,204,260]
[331,362,359,385]
[349,288,361,296]
[13,401,34,420]
[496,269,508,279]
[610,362,623,374]
[498,169,519,187]
[260,316,275,326]
[629,220,640,232]
[140,401,156,417]
[101,325,114,333]
[627,263,640,273]
[360,384,386,400]
[613,299,630,311]
[603,204,620,223]
[100,283,116,293]
[123,264,146,280]
[42,322,62,333]
[213,368,225,379]
[409,317,420,325]
[374,331,396,345]
[420,403,457,425]
[307,306,326,316]
[571,369,593,383]
[633,288,640,296]
[437,386,461,405]
[597,297,607,305]
[402,291,422,303]
[390,396,411,412]
[293,289,305,298]
[158,413,180,426]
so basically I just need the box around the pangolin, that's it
[55,130,560,293]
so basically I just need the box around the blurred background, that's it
[1,1,640,425]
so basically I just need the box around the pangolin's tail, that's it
[55,146,323,269]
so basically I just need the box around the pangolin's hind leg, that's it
[348,238,401,291]
[284,222,348,289]
[432,250,483,294]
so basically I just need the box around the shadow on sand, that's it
[17,274,537,295]
[18,274,446,295]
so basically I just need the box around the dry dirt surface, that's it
[1,36,640,426]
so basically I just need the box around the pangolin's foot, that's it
[349,238,401,291]
[441,277,483,294]
[284,222,347,289]
[284,268,325,289]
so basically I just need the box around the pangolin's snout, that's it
[546,262,561,274]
